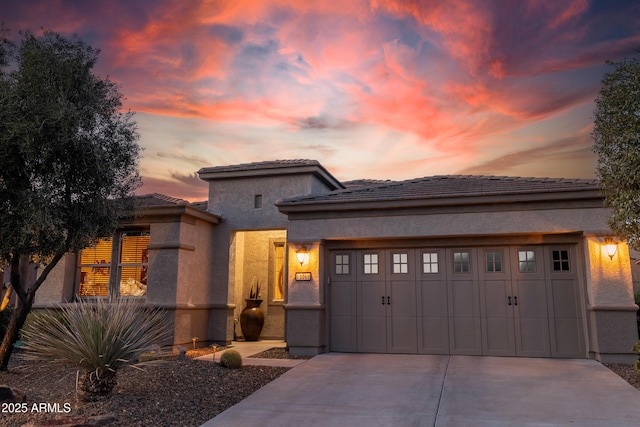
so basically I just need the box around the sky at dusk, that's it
[3,0,640,201]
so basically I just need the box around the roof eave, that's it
[198,164,344,190]
[277,189,604,214]
[123,205,221,225]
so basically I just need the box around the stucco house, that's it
[31,159,638,363]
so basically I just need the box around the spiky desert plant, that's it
[220,349,243,369]
[20,298,171,400]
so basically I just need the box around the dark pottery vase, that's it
[240,299,264,341]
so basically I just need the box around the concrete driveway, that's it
[201,353,640,427]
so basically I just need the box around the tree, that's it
[593,52,640,252]
[0,29,141,370]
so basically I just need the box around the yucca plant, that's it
[20,298,172,400]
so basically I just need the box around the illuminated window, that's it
[118,232,150,297]
[393,253,408,274]
[78,238,112,297]
[423,252,438,273]
[335,254,350,275]
[78,230,150,298]
[272,242,285,301]
[486,251,502,272]
[518,250,536,272]
[453,252,470,273]
[363,254,378,274]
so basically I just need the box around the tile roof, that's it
[278,175,601,207]
[343,179,396,188]
[198,159,321,174]
[136,193,190,207]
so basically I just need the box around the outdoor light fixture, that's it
[296,245,309,267]
[603,237,618,260]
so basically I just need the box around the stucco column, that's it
[284,241,325,356]
[584,236,638,363]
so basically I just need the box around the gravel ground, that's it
[1,350,638,427]
[604,363,640,390]
[0,348,291,427]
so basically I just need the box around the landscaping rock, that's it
[20,413,116,426]
[0,384,26,402]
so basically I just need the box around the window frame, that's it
[77,228,150,299]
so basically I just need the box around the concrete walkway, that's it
[196,340,307,368]
[201,353,640,427]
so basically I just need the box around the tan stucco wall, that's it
[286,206,610,241]
[147,216,218,345]
[283,204,638,361]
[583,237,638,362]
[205,172,339,343]
[34,253,77,305]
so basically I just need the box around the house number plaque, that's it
[295,272,312,281]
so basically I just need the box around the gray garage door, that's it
[329,245,585,358]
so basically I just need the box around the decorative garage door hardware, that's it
[507,296,518,306]
[381,296,391,305]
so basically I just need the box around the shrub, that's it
[20,298,172,400]
[220,349,243,369]
[633,341,640,371]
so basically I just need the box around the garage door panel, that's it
[389,280,416,316]
[357,279,386,353]
[330,316,356,352]
[484,316,515,355]
[358,316,386,353]
[481,280,511,317]
[417,278,449,354]
[516,317,551,357]
[359,281,386,316]
[550,279,580,318]
[481,279,515,356]
[388,315,418,353]
[451,280,478,315]
[551,317,583,357]
[329,244,585,359]
[419,318,449,354]
[450,317,482,355]
[517,280,549,318]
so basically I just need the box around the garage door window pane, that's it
[486,251,502,272]
[423,253,438,273]
[518,250,536,272]
[393,253,408,274]
[335,254,350,275]
[552,250,570,271]
[364,254,378,274]
[453,252,470,273]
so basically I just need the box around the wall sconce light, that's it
[296,245,309,267]
[603,237,618,260]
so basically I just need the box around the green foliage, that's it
[593,51,640,251]
[0,27,142,368]
[20,299,172,398]
[633,341,640,371]
[0,28,141,263]
[220,349,243,369]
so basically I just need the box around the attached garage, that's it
[278,174,638,362]
[328,244,585,358]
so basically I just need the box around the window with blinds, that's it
[78,238,113,297]
[77,230,150,298]
[118,232,150,296]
